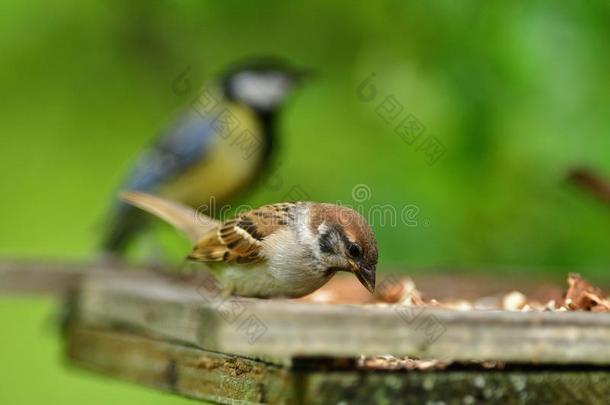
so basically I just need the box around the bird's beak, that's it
[350,260,376,294]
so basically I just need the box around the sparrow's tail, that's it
[119,191,220,243]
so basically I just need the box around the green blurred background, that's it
[2,1,610,403]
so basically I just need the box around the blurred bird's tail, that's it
[100,211,145,256]
[119,191,220,242]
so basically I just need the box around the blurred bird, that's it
[102,59,306,254]
[121,191,378,298]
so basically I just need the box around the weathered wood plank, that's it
[300,370,610,405]
[0,260,86,294]
[0,260,151,295]
[66,326,610,405]
[66,327,294,405]
[73,270,610,365]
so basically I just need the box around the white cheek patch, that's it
[232,73,290,110]
[317,222,329,236]
[295,206,316,248]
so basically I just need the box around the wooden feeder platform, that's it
[3,262,610,404]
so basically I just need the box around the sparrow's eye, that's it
[347,242,362,259]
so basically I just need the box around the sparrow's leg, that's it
[220,282,235,299]
[176,260,199,278]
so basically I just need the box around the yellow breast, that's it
[159,103,266,211]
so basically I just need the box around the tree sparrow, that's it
[121,191,378,298]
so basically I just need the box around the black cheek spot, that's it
[319,232,334,254]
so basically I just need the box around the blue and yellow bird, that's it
[102,60,306,254]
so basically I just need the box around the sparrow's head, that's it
[311,204,378,293]
[222,58,308,113]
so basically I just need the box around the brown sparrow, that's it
[121,191,378,298]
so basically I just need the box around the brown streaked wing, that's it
[188,202,296,264]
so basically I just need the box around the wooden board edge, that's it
[65,326,294,404]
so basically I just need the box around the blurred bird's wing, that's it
[102,113,218,251]
[120,191,220,243]
[189,203,296,264]
[121,114,217,197]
